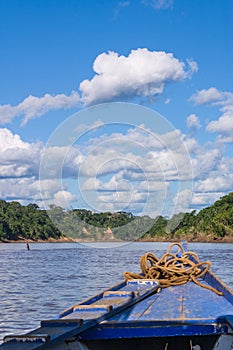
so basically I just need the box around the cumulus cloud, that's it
[0,91,81,125]
[189,87,233,142]
[0,49,197,125]
[0,177,58,201]
[191,150,233,208]
[0,128,42,178]
[172,189,193,214]
[195,175,233,193]
[52,190,77,208]
[82,176,132,192]
[206,94,233,138]
[191,192,225,208]
[2,121,231,215]
[40,145,84,179]
[73,125,193,216]
[191,148,222,180]
[186,114,201,131]
[78,126,192,182]
[80,49,198,105]
[0,177,76,209]
[0,125,186,215]
[0,128,80,207]
[189,87,223,105]
[207,113,233,135]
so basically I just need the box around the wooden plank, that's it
[1,280,159,350]
[182,281,233,321]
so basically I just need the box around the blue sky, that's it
[0,0,232,218]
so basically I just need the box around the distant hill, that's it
[142,192,233,241]
[0,192,232,242]
[174,192,233,241]
[0,201,61,242]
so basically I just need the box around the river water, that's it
[0,242,232,343]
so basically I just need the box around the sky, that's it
[0,0,233,219]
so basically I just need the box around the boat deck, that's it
[108,281,232,322]
[77,278,233,343]
[1,243,233,350]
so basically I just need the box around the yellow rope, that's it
[124,243,223,296]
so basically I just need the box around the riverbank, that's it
[1,235,233,244]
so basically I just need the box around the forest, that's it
[0,192,232,242]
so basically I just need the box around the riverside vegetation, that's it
[0,192,232,242]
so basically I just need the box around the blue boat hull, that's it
[1,244,233,350]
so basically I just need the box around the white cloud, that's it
[142,0,174,10]
[0,125,192,215]
[77,127,192,183]
[207,113,233,134]
[0,176,76,209]
[0,128,42,177]
[114,1,131,18]
[82,174,168,194]
[0,177,59,201]
[185,145,233,209]
[3,121,232,216]
[183,136,199,154]
[53,190,77,208]
[190,88,233,142]
[0,49,198,125]
[0,91,81,125]
[189,87,223,105]
[172,189,193,214]
[40,145,84,179]
[206,96,233,137]
[74,125,193,216]
[186,59,198,75]
[80,48,198,105]
[82,176,133,192]
[191,148,222,180]
[193,154,233,197]
[191,192,225,208]
[74,120,104,135]
[195,175,233,193]
[96,189,153,215]
[0,129,81,206]
[186,114,201,130]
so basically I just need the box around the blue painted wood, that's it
[204,270,233,304]
[80,322,227,340]
[1,242,233,349]
[1,280,159,349]
[182,281,233,321]
[105,282,233,324]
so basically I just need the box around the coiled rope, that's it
[124,243,222,296]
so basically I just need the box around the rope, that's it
[124,243,223,296]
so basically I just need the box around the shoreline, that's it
[1,236,233,244]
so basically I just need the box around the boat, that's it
[1,242,233,350]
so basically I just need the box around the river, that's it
[0,241,232,343]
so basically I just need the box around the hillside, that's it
[142,192,233,241]
[0,192,232,242]
[0,201,61,242]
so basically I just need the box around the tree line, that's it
[0,192,232,242]
[142,192,233,241]
[0,201,61,241]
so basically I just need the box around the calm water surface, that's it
[0,242,232,342]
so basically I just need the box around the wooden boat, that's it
[1,243,233,350]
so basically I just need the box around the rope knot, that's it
[123,243,222,296]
